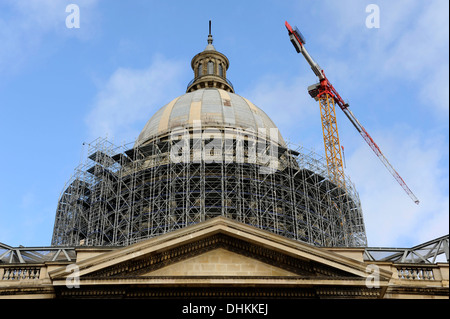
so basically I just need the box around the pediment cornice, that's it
[49,217,392,285]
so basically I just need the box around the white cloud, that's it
[85,55,187,144]
[381,1,449,115]
[1,188,56,246]
[419,66,449,115]
[345,126,449,247]
[20,190,37,210]
[232,1,450,252]
[241,74,323,147]
[284,1,449,248]
[319,1,449,116]
[0,0,99,75]
[242,72,447,249]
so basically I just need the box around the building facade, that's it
[0,217,449,299]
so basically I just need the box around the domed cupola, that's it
[186,21,234,93]
[51,22,367,249]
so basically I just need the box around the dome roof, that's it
[135,88,286,147]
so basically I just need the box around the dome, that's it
[52,24,367,248]
[135,88,286,147]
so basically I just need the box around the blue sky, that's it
[0,0,448,249]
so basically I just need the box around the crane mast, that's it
[285,21,419,205]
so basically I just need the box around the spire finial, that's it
[207,20,213,45]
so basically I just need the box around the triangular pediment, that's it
[142,248,297,277]
[57,232,340,279]
[49,217,392,299]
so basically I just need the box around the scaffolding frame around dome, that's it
[52,136,367,248]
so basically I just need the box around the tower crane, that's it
[285,21,419,205]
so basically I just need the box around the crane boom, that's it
[285,21,420,205]
[342,107,420,205]
[287,24,324,80]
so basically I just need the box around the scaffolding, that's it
[52,131,367,248]
[4,235,449,264]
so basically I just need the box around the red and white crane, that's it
[285,21,419,205]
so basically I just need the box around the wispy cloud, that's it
[382,1,449,115]
[246,73,450,247]
[85,55,187,144]
[0,0,99,75]
[1,188,55,246]
[327,1,449,247]
[346,126,449,247]
[322,0,449,116]
[241,74,323,147]
[247,0,449,247]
